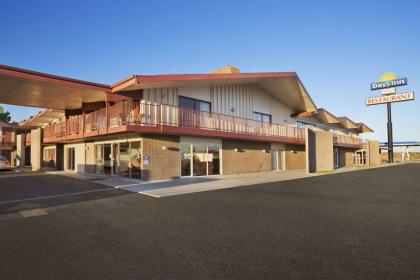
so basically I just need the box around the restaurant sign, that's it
[366,91,415,106]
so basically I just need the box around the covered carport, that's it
[0,64,110,170]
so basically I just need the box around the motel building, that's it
[0,64,381,181]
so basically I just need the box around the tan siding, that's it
[285,145,306,170]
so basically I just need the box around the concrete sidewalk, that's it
[66,163,400,198]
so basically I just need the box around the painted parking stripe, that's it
[137,191,160,198]
[114,183,144,188]
[0,188,115,205]
[20,208,48,218]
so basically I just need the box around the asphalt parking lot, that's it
[1,163,420,279]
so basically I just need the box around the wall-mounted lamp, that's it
[234,148,238,152]
[162,146,167,150]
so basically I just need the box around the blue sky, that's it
[0,0,419,142]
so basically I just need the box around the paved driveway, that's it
[0,164,420,279]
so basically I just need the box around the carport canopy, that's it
[19,109,65,128]
[0,64,110,110]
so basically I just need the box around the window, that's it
[179,96,211,112]
[253,112,272,123]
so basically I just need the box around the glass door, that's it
[193,144,207,176]
[129,141,141,179]
[112,143,119,175]
[103,144,112,175]
[271,149,278,171]
[207,145,220,175]
[95,144,104,174]
[181,143,192,176]
[271,149,284,171]
[119,142,130,177]
[68,147,75,171]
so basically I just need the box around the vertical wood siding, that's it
[141,84,296,125]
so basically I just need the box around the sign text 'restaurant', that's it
[366,92,414,106]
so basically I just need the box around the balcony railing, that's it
[0,133,15,146]
[42,100,306,143]
[333,133,364,147]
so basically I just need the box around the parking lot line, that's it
[0,188,116,205]
[20,208,48,218]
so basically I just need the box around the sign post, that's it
[367,73,414,163]
[387,102,393,163]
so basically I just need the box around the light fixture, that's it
[234,148,238,152]
[162,146,167,150]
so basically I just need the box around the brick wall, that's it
[142,135,180,181]
[222,140,271,175]
[285,144,306,170]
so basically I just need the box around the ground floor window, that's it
[94,141,141,179]
[181,143,221,176]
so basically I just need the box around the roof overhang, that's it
[314,108,341,123]
[356,122,374,133]
[0,64,110,110]
[295,108,340,124]
[19,109,65,127]
[337,117,359,129]
[112,72,317,113]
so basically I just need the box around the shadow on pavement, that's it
[0,174,135,215]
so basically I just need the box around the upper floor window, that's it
[179,96,211,112]
[253,112,272,123]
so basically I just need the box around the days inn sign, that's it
[370,77,407,90]
[366,72,415,163]
[366,73,414,106]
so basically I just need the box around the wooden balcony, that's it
[42,100,306,144]
[333,133,364,148]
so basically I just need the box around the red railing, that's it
[333,133,363,147]
[0,132,15,146]
[85,108,106,132]
[42,100,306,142]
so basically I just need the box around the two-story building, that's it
[0,64,380,180]
[0,120,31,167]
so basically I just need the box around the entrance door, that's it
[112,143,119,175]
[181,143,192,176]
[193,144,207,176]
[68,147,75,171]
[119,142,130,177]
[271,149,284,171]
[334,148,339,168]
[103,144,112,175]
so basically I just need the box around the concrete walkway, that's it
[45,163,402,198]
